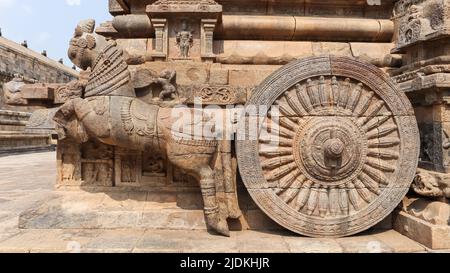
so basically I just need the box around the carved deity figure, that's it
[121,158,136,183]
[155,69,177,101]
[144,155,165,174]
[176,21,193,59]
[401,4,432,44]
[83,163,98,183]
[97,164,112,185]
[62,154,77,181]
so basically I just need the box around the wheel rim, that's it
[236,56,419,237]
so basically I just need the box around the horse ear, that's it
[77,19,96,34]
[86,35,96,49]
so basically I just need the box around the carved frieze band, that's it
[180,84,248,105]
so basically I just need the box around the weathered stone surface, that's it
[390,5,450,250]
[17,189,278,232]
[414,169,450,198]
[283,236,343,253]
[394,210,450,250]
[393,197,450,250]
[0,152,436,253]
[0,228,431,253]
[0,109,54,154]
[336,234,393,253]
[393,0,450,52]
[0,36,76,153]
[372,229,426,253]
[0,36,77,111]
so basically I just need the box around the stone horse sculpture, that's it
[53,19,241,236]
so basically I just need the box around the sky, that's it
[0,0,111,67]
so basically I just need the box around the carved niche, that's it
[147,0,221,62]
[81,141,114,186]
[114,147,170,187]
[58,140,82,185]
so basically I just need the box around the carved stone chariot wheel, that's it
[236,56,419,237]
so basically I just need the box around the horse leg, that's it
[221,151,242,219]
[54,99,78,141]
[197,166,231,237]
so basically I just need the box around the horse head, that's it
[68,19,108,71]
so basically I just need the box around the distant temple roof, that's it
[0,36,78,79]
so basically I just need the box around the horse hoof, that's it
[207,213,230,237]
[226,194,243,219]
[214,220,231,237]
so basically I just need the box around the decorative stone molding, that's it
[147,0,222,15]
[151,18,169,61]
[179,84,247,105]
[201,19,217,62]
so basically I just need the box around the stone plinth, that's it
[0,152,427,253]
[18,187,392,233]
[0,110,53,155]
[18,189,282,232]
[394,197,450,250]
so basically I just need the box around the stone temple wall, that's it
[0,36,78,112]
[0,36,78,154]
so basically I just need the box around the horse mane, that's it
[84,40,134,98]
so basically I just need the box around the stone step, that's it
[0,109,53,154]
[0,125,25,132]
[0,145,55,155]
[0,229,428,253]
[0,110,31,122]
[0,134,52,154]
[18,190,393,232]
[18,191,282,232]
[0,120,27,132]
[0,110,31,132]
[0,119,28,126]
[0,131,27,135]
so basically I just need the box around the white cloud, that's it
[66,0,81,6]
[0,0,15,9]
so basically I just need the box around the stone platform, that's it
[0,152,443,253]
[0,110,53,155]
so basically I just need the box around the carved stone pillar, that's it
[151,18,168,61]
[201,19,217,62]
[391,0,450,250]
